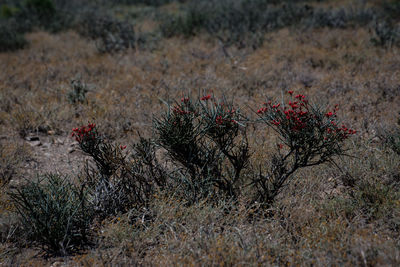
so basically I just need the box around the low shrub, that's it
[154,95,250,201]
[253,91,356,205]
[0,143,29,186]
[24,0,56,26]
[0,20,27,52]
[69,91,356,209]
[370,20,400,48]
[77,12,135,53]
[158,0,381,48]
[67,78,89,105]
[0,5,20,19]
[72,124,165,219]
[159,0,291,48]
[379,116,400,155]
[9,174,93,255]
[108,0,180,5]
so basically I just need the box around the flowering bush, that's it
[72,123,123,177]
[253,91,356,205]
[71,123,165,219]
[69,91,355,209]
[154,95,249,201]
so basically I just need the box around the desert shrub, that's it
[154,95,250,202]
[72,124,166,219]
[10,105,46,138]
[0,19,27,52]
[353,181,397,222]
[379,117,400,155]
[0,143,29,186]
[108,0,180,5]
[135,31,161,51]
[158,0,383,48]
[304,5,375,29]
[0,0,69,52]
[77,12,135,53]
[159,0,310,48]
[67,78,89,105]
[9,174,93,255]
[323,180,398,223]
[0,5,19,18]
[381,0,400,21]
[370,20,400,47]
[386,131,400,155]
[24,0,56,24]
[159,0,340,48]
[252,91,356,206]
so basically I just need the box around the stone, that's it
[28,140,42,147]
[55,138,64,145]
[25,136,40,141]
[42,142,51,149]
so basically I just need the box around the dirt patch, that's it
[10,134,89,185]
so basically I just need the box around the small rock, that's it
[28,140,42,147]
[68,147,75,153]
[25,136,40,141]
[47,130,56,135]
[51,262,65,267]
[44,153,52,157]
[55,138,64,145]
[42,142,51,149]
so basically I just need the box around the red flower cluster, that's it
[172,106,190,115]
[325,124,356,140]
[257,91,356,139]
[257,107,268,114]
[214,115,238,126]
[216,115,223,125]
[258,93,310,131]
[201,95,211,101]
[71,123,96,143]
[325,111,334,117]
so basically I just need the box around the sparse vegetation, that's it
[0,0,399,265]
[9,174,93,255]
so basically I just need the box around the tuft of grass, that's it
[0,142,31,186]
[9,174,93,256]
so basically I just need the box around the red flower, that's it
[272,103,280,108]
[216,115,223,125]
[201,95,211,101]
[325,111,334,117]
[288,90,294,95]
[120,145,127,150]
[257,107,267,114]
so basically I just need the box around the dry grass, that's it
[0,7,399,265]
